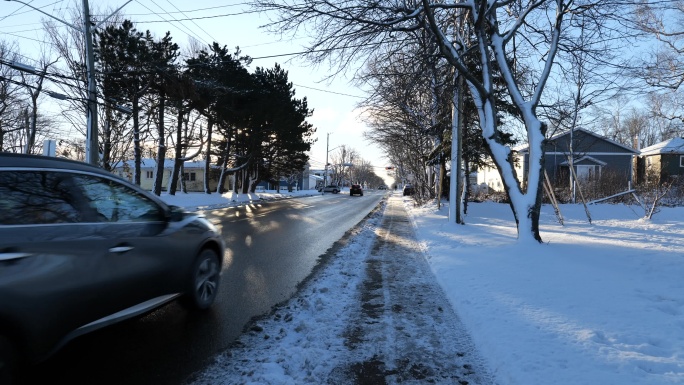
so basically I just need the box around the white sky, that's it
[0,1,394,182]
[160,189,684,384]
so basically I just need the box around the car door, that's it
[69,174,194,312]
[0,169,119,359]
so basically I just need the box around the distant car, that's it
[350,184,363,196]
[402,184,415,196]
[378,185,387,190]
[0,154,225,381]
[319,185,340,193]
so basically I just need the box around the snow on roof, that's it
[639,137,684,156]
[114,158,212,169]
[515,128,638,154]
[559,155,607,166]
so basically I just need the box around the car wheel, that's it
[0,335,16,385]
[181,249,221,310]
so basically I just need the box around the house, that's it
[635,137,684,183]
[258,163,320,191]
[112,158,219,192]
[476,128,638,192]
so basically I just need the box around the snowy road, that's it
[187,195,493,384]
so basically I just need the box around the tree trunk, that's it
[217,136,232,194]
[102,116,112,171]
[203,117,213,194]
[153,94,166,196]
[168,107,184,195]
[133,96,142,186]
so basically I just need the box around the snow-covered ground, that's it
[159,189,684,385]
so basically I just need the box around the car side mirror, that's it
[166,205,186,222]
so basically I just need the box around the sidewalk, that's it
[326,194,493,384]
[187,193,493,385]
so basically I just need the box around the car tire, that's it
[0,335,16,385]
[181,249,221,311]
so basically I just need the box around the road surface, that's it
[17,190,384,385]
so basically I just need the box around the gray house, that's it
[533,128,638,187]
[636,137,684,183]
[477,128,637,192]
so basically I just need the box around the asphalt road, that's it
[17,190,384,385]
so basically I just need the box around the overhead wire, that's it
[122,9,262,23]
[1,2,372,101]
[163,0,219,43]
[134,0,210,46]
[95,3,251,17]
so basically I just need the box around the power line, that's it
[95,3,251,17]
[293,83,363,98]
[123,9,262,23]
[163,0,218,44]
[134,0,209,46]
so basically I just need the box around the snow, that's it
[158,189,684,384]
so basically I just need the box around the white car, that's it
[318,185,340,193]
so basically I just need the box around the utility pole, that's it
[82,0,98,166]
[5,0,132,166]
[324,133,330,186]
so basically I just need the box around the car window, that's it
[73,175,165,222]
[0,170,86,225]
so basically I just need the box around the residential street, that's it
[17,192,383,385]
[187,195,494,384]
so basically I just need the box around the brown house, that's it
[636,138,684,183]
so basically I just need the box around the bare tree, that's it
[253,0,628,242]
[633,0,684,91]
[630,0,684,130]
[329,145,359,186]
[358,33,451,204]
[18,54,59,154]
[0,41,26,152]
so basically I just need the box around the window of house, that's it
[680,155,684,167]
[576,165,601,180]
[184,172,196,181]
[146,171,153,179]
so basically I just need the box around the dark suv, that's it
[350,184,363,196]
[0,154,225,382]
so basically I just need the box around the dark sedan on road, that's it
[0,154,225,384]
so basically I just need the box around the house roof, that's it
[514,128,638,154]
[639,137,684,156]
[113,158,210,169]
[559,155,607,166]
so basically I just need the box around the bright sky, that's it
[0,0,393,183]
